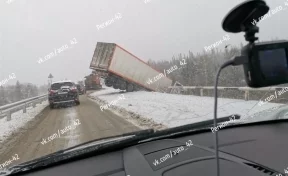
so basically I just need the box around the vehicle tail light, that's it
[49,90,57,95]
[71,87,77,92]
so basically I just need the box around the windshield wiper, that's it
[138,114,241,142]
[63,128,155,152]
[2,114,241,176]
[3,129,155,176]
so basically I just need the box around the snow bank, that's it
[0,101,48,143]
[90,86,285,128]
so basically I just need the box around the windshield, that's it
[0,0,287,170]
[51,82,73,90]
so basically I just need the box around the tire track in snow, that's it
[62,107,81,148]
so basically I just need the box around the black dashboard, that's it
[15,121,288,176]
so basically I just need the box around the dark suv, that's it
[48,81,80,109]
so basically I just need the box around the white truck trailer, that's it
[90,42,173,92]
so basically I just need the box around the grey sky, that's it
[0,0,287,85]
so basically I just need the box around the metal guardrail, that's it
[168,86,288,101]
[0,94,48,121]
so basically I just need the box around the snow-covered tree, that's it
[14,81,23,101]
[0,86,8,106]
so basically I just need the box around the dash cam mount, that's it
[222,0,288,88]
[222,0,269,44]
[213,2,288,176]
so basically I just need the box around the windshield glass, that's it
[0,0,287,170]
[51,82,73,89]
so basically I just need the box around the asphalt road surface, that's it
[0,94,140,168]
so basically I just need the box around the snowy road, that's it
[1,86,288,169]
[0,95,140,167]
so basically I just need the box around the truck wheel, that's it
[133,85,141,91]
[126,83,134,92]
[105,81,112,87]
[113,84,119,89]
[118,79,126,90]
[113,78,120,89]
[104,79,112,87]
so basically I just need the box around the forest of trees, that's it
[147,41,288,88]
[147,41,288,101]
[0,81,48,106]
[147,45,246,87]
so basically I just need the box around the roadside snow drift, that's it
[0,101,48,143]
[90,86,286,128]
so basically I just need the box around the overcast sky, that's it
[0,0,287,85]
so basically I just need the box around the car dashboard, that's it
[14,121,288,176]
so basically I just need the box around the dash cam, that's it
[242,40,288,87]
[222,0,288,88]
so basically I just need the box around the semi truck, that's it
[89,42,173,92]
[84,74,102,90]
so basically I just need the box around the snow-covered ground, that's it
[0,101,48,143]
[90,86,288,128]
[65,107,81,148]
[1,86,284,143]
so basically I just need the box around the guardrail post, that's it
[169,87,173,94]
[244,90,249,101]
[7,111,11,121]
[23,103,27,113]
[200,89,203,96]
